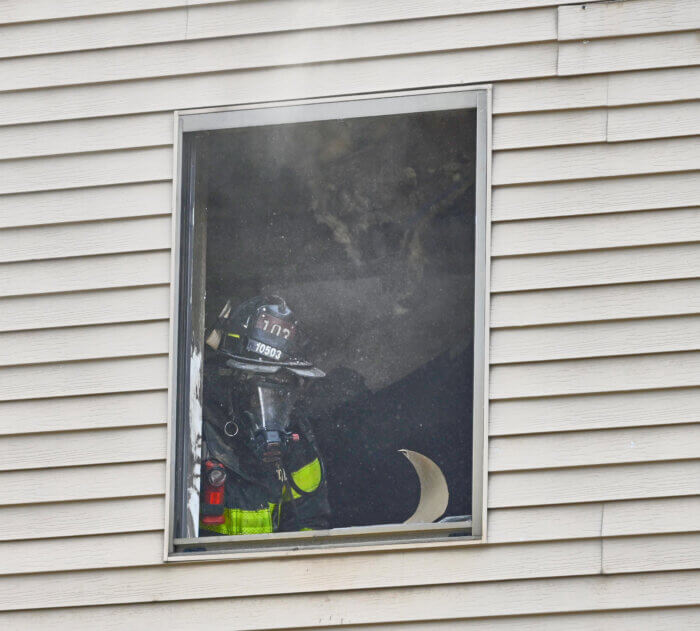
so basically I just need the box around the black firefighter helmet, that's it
[205,295,325,379]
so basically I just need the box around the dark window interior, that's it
[186,107,477,530]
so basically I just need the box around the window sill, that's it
[167,519,479,562]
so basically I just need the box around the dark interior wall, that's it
[197,107,476,527]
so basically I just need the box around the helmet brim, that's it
[225,357,325,378]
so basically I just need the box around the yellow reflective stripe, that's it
[290,458,322,499]
[201,504,276,536]
[200,459,321,534]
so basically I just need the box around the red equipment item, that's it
[201,459,227,525]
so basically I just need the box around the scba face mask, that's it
[247,372,304,463]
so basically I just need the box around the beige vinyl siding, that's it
[491,243,700,291]
[489,460,700,507]
[0,539,602,599]
[0,355,168,401]
[0,496,165,541]
[0,0,698,628]
[0,251,171,297]
[0,216,171,263]
[488,496,700,543]
[490,352,700,399]
[0,462,165,505]
[0,321,170,366]
[0,147,172,195]
[0,182,172,228]
[0,0,563,27]
[606,101,700,142]
[0,426,166,470]
[0,10,556,92]
[558,0,700,40]
[0,286,171,333]
[489,424,700,470]
[217,608,700,631]
[492,170,700,220]
[607,65,700,105]
[558,31,700,75]
[491,279,700,328]
[490,315,700,362]
[492,136,700,185]
[0,391,169,434]
[490,387,700,435]
[0,46,557,126]
[3,606,700,631]
[491,207,700,255]
[0,113,174,161]
[0,572,699,629]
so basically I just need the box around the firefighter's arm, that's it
[280,438,331,531]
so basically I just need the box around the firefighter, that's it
[199,295,331,536]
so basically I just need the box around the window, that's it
[168,87,489,557]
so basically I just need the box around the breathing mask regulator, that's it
[205,295,325,497]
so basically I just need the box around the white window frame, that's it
[165,85,492,562]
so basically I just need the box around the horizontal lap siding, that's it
[0,216,172,263]
[607,66,700,106]
[492,137,700,185]
[0,0,561,27]
[0,356,168,401]
[491,243,700,292]
[0,391,169,435]
[604,533,700,573]
[0,10,557,92]
[212,609,700,631]
[0,148,172,195]
[2,54,699,127]
[494,99,700,149]
[0,321,170,367]
[0,113,174,161]
[0,44,558,126]
[0,572,699,629]
[0,462,165,505]
[558,31,700,76]
[489,496,700,543]
[490,314,700,363]
[606,101,700,143]
[0,496,165,541]
[558,0,700,40]
[490,460,700,507]
[0,426,167,471]
[0,251,171,297]
[0,0,698,628]
[0,182,173,228]
[489,424,700,471]
[0,539,603,597]
[492,171,700,220]
[490,352,700,399]
[0,286,171,333]
[0,94,695,164]
[492,207,700,255]
[491,279,700,328]
[490,387,700,435]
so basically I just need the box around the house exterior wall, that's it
[0,0,698,627]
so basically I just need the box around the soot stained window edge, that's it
[165,86,491,560]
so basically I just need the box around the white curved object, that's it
[399,449,449,524]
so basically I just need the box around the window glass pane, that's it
[180,104,477,540]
